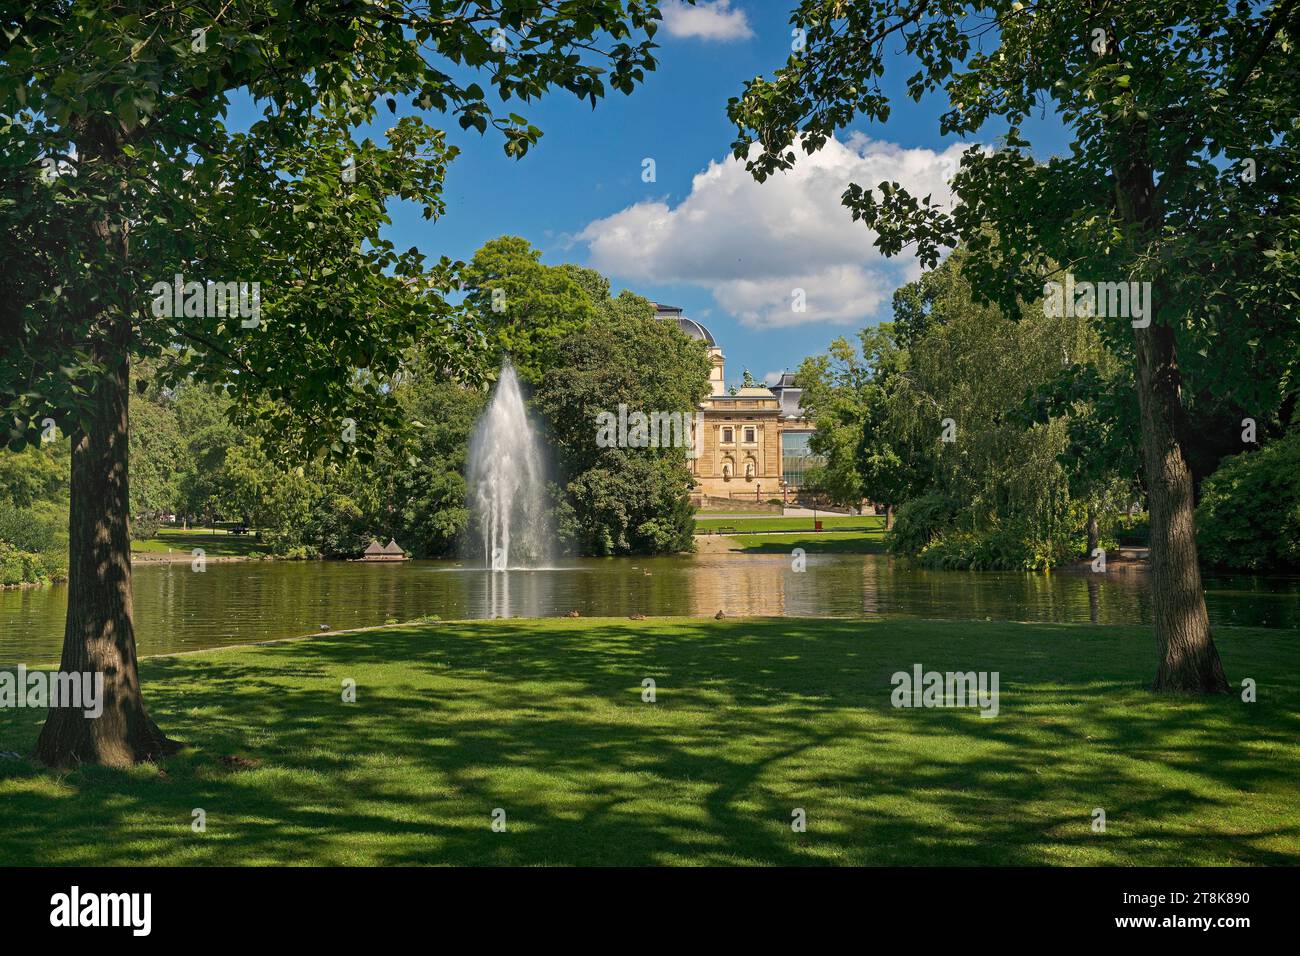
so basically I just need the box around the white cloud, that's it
[660,0,754,41]
[577,134,968,328]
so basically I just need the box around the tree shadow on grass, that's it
[0,618,1296,865]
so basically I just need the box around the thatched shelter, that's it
[360,538,408,562]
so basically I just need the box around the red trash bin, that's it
[814,520,823,531]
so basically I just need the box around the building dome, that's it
[653,303,716,347]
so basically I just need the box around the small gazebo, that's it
[360,538,408,562]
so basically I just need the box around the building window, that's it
[781,431,825,490]
[743,427,756,444]
[722,427,734,443]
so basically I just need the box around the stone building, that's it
[653,304,820,504]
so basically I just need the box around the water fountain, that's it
[466,361,553,572]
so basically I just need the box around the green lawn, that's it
[695,515,885,533]
[131,527,268,558]
[723,530,887,553]
[1,617,1296,866]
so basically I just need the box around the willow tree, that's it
[0,1,662,766]
[731,0,1300,692]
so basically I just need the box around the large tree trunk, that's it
[33,118,177,767]
[1085,504,1099,558]
[1116,131,1229,695]
[32,318,176,766]
[1132,323,1229,693]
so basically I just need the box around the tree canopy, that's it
[730,0,1300,691]
[0,1,668,766]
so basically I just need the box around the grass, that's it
[1,616,1296,866]
[131,527,268,558]
[695,515,885,533]
[722,530,887,554]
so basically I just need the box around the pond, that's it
[2,553,1297,664]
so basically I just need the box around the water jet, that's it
[466,362,552,571]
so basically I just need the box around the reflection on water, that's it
[2,553,1297,663]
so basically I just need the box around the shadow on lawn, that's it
[1,618,1297,865]
[133,529,268,557]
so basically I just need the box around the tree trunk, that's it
[1132,322,1229,693]
[33,118,177,767]
[1085,504,1099,558]
[33,324,177,765]
[1114,127,1229,695]
[884,504,893,531]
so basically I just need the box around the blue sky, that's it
[240,1,1065,388]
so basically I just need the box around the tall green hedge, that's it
[1197,431,1300,572]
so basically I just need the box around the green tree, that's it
[561,264,613,306]
[173,383,243,527]
[885,259,1096,568]
[128,377,183,527]
[0,441,70,585]
[1012,360,1144,556]
[0,2,664,766]
[461,236,600,383]
[795,340,868,508]
[534,293,711,555]
[730,0,1300,691]
[0,442,66,510]
[853,328,935,530]
[366,361,485,557]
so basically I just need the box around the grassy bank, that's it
[719,530,887,554]
[131,527,270,559]
[1,616,1296,866]
[695,515,884,533]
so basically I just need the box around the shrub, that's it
[1115,513,1149,546]
[38,549,68,581]
[0,542,46,586]
[131,515,162,541]
[0,501,67,585]
[270,544,316,561]
[0,500,64,553]
[886,492,960,556]
[912,522,1068,572]
[1197,432,1300,572]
